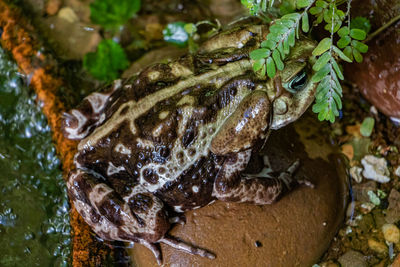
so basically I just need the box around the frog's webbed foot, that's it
[62,80,122,140]
[159,235,215,259]
[213,152,311,205]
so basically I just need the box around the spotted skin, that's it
[62,24,317,263]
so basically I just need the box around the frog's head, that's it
[268,38,317,129]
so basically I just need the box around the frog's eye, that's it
[285,70,308,94]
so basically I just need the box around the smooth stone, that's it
[343,0,400,118]
[130,114,348,266]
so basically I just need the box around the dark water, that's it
[0,47,71,266]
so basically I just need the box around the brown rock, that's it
[46,0,62,16]
[338,250,367,267]
[130,114,348,266]
[386,189,400,223]
[344,0,400,118]
[38,16,101,60]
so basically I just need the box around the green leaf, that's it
[360,117,375,137]
[313,52,331,71]
[261,39,275,49]
[309,6,322,15]
[352,40,368,53]
[297,0,312,8]
[350,29,367,40]
[302,12,309,32]
[331,58,344,80]
[282,13,300,20]
[163,22,189,47]
[272,49,284,70]
[83,39,129,81]
[313,38,331,56]
[184,23,197,35]
[333,46,352,62]
[337,36,351,48]
[353,48,363,62]
[270,24,288,34]
[90,0,140,28]
[338,26,350,37]
[266,57,276,78]
[260,63,266,77]
[343,46,353,61]
[311,64,330,83]
[315,0,328,8]
[288,30,296,47]
[250,48,271,60]
[351,16,372,34]
[253,58,265,72]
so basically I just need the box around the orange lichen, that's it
[0,1,116,266]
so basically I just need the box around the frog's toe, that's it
[62,80,122,140]
[160,235,215,259]
[169,214,186,225]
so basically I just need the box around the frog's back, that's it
[66,25,267,208]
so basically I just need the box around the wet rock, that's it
[131,114,348,266]
[338,250,367,267]
[350,166,363,183]
[361,155,390,183]
[368,239,387,254]
[382,223,400,243]
[386,189,400,224]
[46,0,62,16]
[343,0,400,118]
[39,16,101,60]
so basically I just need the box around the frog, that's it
[62,24,316,264]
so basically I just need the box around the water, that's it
[0,47,71,266]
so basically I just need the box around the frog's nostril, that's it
[274,98,288,115]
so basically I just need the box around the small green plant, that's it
[243,0,369,122]
[83,0,141,81]
[83,39,129,81]
[90,0,141,29]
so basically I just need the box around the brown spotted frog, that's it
[62,24,316,263]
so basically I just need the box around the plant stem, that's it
[364,14,400,43]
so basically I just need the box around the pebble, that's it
[395,166,400,177]
[367,239,387,254]
[386,189,400,224]
[338,250,367,267]
[46,0,62,16]
[350,166,363,183]
[382,223,400,243]
[58,7,79,23]
[361,155,390,183]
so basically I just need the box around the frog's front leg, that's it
[212,150,302,204]
[211,90,271,155]
[67,170,214,264]
[211,90,302,204]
